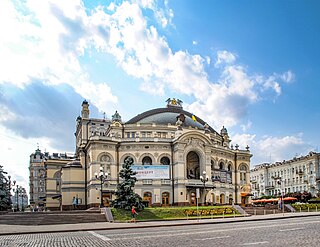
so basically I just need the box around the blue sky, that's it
[0,0,319,191]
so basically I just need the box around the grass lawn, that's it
[111,206,240,222]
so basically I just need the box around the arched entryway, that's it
[187,151,200,179]
[220,194,225,204]
[143,192,152,207]
[162,192,170,206]
[229,194,233,205]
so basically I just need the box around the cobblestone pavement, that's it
[1,216,320,247]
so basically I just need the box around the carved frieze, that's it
[185,137,205,148]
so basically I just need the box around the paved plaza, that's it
[1,213,320,246]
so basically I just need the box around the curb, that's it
[1,213,320,236]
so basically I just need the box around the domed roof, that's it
[126,106,217,133]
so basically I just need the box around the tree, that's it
[0,165,10,211]
[112,157,144,210]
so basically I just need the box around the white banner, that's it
[131,165,170,179]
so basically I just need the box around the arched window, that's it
[219,162,225,170]
[53,171,61,192]
[160,157,170,166]
[142,156,152,165]
[211,160,215,170]
[100,154,111,163]
[124,156,134,164]
[239,164,248,184]
[186,151,200,179]
[227,164,232,184]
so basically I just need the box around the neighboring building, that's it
[29,149,75,209]
[29,148,46,207]
[250,152,320,198]
[30,98,252,210]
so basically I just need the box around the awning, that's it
[241,193,254,197]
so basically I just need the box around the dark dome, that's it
[126,107,217,133]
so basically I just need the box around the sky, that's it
[0,0,319,193]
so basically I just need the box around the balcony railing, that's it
[161,180,171,185]
[142,179,153,185]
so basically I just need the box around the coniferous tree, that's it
[0,165,10,211]
[112,157,144,210]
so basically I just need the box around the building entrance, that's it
[162,192,170,206]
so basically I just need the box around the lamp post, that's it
[8,176,16,210]
[276,178,285,215]
[200,171,209,205]
[13,185,22,212]
[95,167,108,208]
[20,188,27,212]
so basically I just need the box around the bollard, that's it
[264,210,266,215]
[308,206,310,212]
[300,207,301,213]
[254,209,256,216]
[316,206,318,212]
[234,211,235,218]
[211,213,213,219]
[273,209,275,215]
[187,213,188,221]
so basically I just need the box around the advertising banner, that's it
[131,165,170,179]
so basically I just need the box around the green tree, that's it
[112,157,144,210]
[0,165,10,211]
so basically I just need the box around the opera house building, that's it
[29,99,252,210]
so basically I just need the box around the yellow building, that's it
[30,99,252,210]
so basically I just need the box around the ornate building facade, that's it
[250,152,320,198]
[29,149,75,209]
[30,99,252,210]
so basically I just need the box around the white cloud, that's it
[215,50,236,68]
[241,120,252,132]
[0,0,117,109]
[280,70,295,83]
[192,40,197,45]
[232,133,312,166]
[0,125,63,195]
[0,0,294,133]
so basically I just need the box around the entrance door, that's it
[102,194,111,207]
[241,196,247,206]
[190,192,196,206]
[162,192,170,206]
[143,192,152,207]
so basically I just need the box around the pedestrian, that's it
[72,196,77,210]
[130,205,138,223]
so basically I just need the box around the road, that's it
[1,216,320,246]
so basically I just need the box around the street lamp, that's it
[95,167,108,208]
[276,178,285,215]
[13,185,22,212]
[200,171,209,205]
[8,176,16,210]
[20,188,27,212]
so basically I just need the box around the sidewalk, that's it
[1,212,320,236]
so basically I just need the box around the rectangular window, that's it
[127,132,130,138]
[131,132,135,138]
